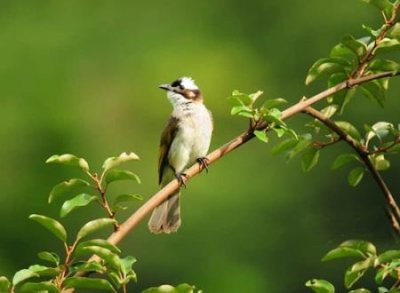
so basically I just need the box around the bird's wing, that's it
[158,116,179,184]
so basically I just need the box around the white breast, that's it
[168,103,213,173]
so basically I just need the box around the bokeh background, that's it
[1,1,400,292]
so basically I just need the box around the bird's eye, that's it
[171,80,181,87]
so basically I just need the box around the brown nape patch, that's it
[181,89,202,101]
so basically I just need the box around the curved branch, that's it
[304,106,400,234]
[105,70,400,246]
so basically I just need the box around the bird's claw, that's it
[197,157,210,173]
[175,172,188,188]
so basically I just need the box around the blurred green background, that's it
[1,0,400,292]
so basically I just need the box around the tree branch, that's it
[104,70,400,246]
[303,106,400,234]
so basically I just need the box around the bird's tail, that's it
[148,191,181,234]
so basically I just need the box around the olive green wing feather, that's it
[158,117,179,184]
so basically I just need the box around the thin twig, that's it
[304,106,400,234]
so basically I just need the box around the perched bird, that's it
[148,77,213,234]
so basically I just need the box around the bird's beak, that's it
[159,84,171,91]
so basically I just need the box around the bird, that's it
[148,77,213,234]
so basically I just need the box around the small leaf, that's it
[12,269,39,286]
[301,148,320,172]
[341,35,367,59]
[0,276,10,292]
[76,239,121,255]
[322,247,366,262]
[368,59,400,72]
[70,261,106,274]
[287,135,312,160]
[76,218,116,241]
[48,178,90,204]
[113,194,143,210]
[63,277,116,292]
[272,138,298,155]
[142,283,197,293]
[104,169,141,185]
[46,154,89,171]
[28,264,60,278]
[230,105,252,115]
[60,193,97,217]
[390,23,400,39]
[29,214,67,243]
[320,105,338,119]
[336,121,361,141]
[254,130,269,143]
[74,246,122,271]
[21,282,59,293]
[375,38,400,54]
[305,279,335,293]
[306,57,348,85]
[331,153,359,170]
[349,289,371,293]
[371,154,391,171]
[120,256,137,277]
[38,251,60,266]
[102,152,140,172]
[345,258,373,289]
[360,80,386,107]
[348,167,365,187]
[366,122,394,144]
[262,98,287,109]
[376,250,400,265]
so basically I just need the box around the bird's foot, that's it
[175,172,188,188]
[197,157,210,173]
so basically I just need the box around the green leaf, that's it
[330,44,358,67]
[272,138,299,155]
[360,80,386,107]
[301,148,320,172]
[60,193,97,217]
[376,250,400,265]
[322,247,366,262]
[349,289,371,293]
[102,152,140,173]
[120,256,137,278]
[287,135,313,160]
[21,282,59,293]
[142,283,198,293]
[327,73,356,113]
[348,167,365,187]
[46,154,89,171]
[74,246,122,271]
[368,59,400,72]
[331,153,359,170]
[338,240,377,256]
[112,194,143,210]
[70,261,106,274]
[336,121,361,141]
[366,122,394,144]
[38,251,60,266]
[0,276,10,293]
[29,214,67,243]
[228,90,253,106]
[390,23,400,39]
[104,169,141,185]
[76,239,121,255]
[12,269,39,286]
[230,105,253,115]
[375,38,400,54]
[341,35,367,59]
[63,277,116,292]
[305,279,335,293]
[254,130,269,143]
[48,178,90,204]
[306,57,349,85]
[320,105,339,119]
[28,264,60,278]
[345,258,373,289]
[362,0,393,17]
[76,218,116,241]
[371,154,391,171]
[262,98,288,109]
[362,24,384,38]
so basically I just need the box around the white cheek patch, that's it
[167,91,187,107]
[180,77,198,90]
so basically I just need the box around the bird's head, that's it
[159,77,202,107]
